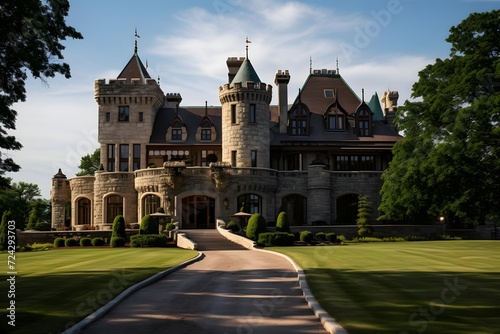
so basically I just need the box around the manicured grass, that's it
[274,241,500,334]
[0,248,198,334]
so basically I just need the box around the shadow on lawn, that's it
[307,269,500,334]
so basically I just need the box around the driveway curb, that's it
[62,251,205,334]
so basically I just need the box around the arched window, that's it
[288,104,309,136]
[237,194,262,214]
[77,198,91,226]
[143,194,161,216]
[106,195,123,225]
[336,194,359,224]
[281,194,307,226]
[200,118,212,141]
[357,108,371,136]
[172,119,183,140]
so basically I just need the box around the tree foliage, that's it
[112,215,126,239]
[246,213,267,241]
[356,195,373,238]
[0,0,82,187]
[379,10,500,227]
[0,211,13,250]
[76,148,100,176]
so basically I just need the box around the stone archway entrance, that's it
[181,195,216,229]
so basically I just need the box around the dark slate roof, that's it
[230,58,261,87]
[293,73,361,116]
[117,53,152,82]
[150,106,222,145]
[368,92,385,121]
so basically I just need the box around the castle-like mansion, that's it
[51,48,401,230]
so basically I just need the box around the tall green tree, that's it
[0,179,44,229]
[356,195,373,238]
[76,148,100,176]
[379,10,500,227]
[0,0,82,187]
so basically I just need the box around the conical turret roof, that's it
[368,92,385,121]
[230,58,261,88]
[117,53,151,82]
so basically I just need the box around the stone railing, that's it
[96,171,134,181]
[229,167,277,177]
[330,171,383,178]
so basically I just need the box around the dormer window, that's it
[170,119,185,141]
[357,108,372,136]
[197,117,215,142]
[324,89,334,98]
[201,129,211,140]
[326,107,346,131]
[288,103,310,136]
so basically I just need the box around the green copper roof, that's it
[368,92,385,121]
[230,58,261,87]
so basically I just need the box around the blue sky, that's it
[8,0,499,198]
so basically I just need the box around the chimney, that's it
[226,57,245,83]
[275,70,291,134]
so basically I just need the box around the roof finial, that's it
[362,88,365,102]
[157,75,160,86]
[134,28,140,54]
[336,57,340,74]
[310,56,312,74]
[205,101,208,116]
[245,37,251,59]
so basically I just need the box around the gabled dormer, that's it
[355,99,373,137]
[288,102,310,136]
[324,89,348,131]
[196,115,217,142]
[166,115,187,142]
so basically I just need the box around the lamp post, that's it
[439,216,445,236]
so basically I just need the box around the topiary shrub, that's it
[80,237,92,247]
[315,232,326,242]
[246,213,267,241]
[326,232,337,243]
[140,214,158,234]
[91,237,105,246]
[275,211,290,233]
[299,230,314,243]
[110,236,126,248]
[130,234,167,247]
[112,215,126,239]
[54,237,65,247]
[226,220,239,233]
[65,238,78,247]
[257,232,295,247]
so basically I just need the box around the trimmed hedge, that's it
[275,211,290,233]
[140,214,159,235]
[299,230,314,243]
[326,232,337,242]
[80,237,92,247]
[226,220,239,233]
[257,232,295,247]
[54,237,65,247]
[65,238,78,247]
[112,215,126,239]
[91,237,105,246]
[130,234,167,247]
[315,232,326,242]
[110,237,126,248]
[246,213,267,241]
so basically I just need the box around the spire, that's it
[336,57,340,74]
[245,37,251,59]
[230,57,261,88]
[134,28,140,54]
[310,56,312,74]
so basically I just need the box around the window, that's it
[231,150,237,167]
[107,144,115,172]
[360,156,375,170]
[143,194,161,216]
[105,112,110,122]
[77,198,91,226]
[231,104,237,124]
[249,104,256,123]
[133,144,141,171]
[201,150,217,166]
[118,106,129,122]
[106,195,123,224]
[172,129,182,141]
[335,155,375,171]
[251,150,257,167]
[324,89,334,98]
[289,104,309,136]
[328,112,345,130]
[287,153,303,171]
[238,194,262,214]
[201,129,211,141]
[138,112,144,122]
[357,109,371,136]
[119,144,129,171]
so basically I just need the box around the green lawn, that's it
[0,248,198,334]
[275,241,500,334]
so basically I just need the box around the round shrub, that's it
[315,232,326,242]
[110,236,126,248]
[299,230,314,243]
[80,237,92,247]
[91,237,105,246]
[54,237,65,247]
[165,222,175,231]
[246,213,267,241]
[326,232,337,242]
[130,234,167,247]
[65,238,78,247]
[226,220,239,233]
[140,214,158,234]
[275,211,290,233]
[112,215,126,239]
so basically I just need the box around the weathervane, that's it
[336,57,340,74]
[245,37,251,59]
[134,28,140,54]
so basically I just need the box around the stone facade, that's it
[51,48,401,230]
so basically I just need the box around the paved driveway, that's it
[81,230,327,334]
